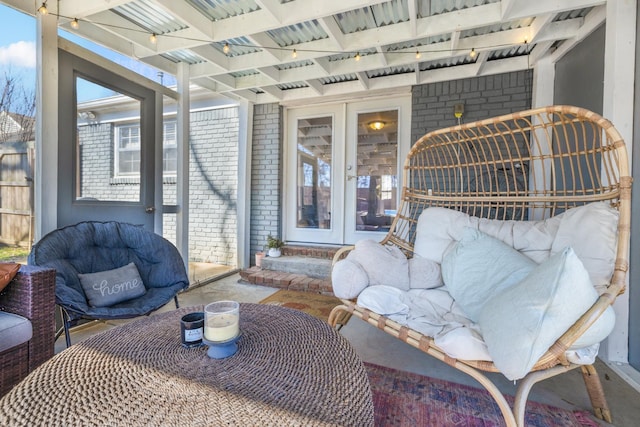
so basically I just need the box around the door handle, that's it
[145,206,156,214]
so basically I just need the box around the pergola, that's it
[0,0,636,372]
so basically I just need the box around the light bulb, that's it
[355,52,361,61]
[149,33,157,44]
[37,2,48,15]
[70,18,79,29]
[223,43,230,54]
[415,50,421,60]
[469,48,477,59]
[292,49,297,59]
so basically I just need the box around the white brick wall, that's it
[249,103,282,263]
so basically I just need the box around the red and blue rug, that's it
[365,363,600,427]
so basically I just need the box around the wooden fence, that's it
[0,143,34,247]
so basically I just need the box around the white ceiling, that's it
[3,0,606,105]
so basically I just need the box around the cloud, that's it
[0,41,36,68]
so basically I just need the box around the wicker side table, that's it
[0,303,374,426]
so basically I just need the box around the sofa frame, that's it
[328,105,631,426]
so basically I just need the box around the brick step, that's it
[281,245,342,260]
[262,255,331,279]
[239,267,334,295]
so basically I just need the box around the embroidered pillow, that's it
[79,262,146,307]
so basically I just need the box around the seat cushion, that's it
[0,312,32,353]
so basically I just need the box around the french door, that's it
[285,96,411,245]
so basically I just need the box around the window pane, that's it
[163,121,177,174]
[296,116,332,229]
[355,110,398,232]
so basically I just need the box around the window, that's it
[115,124,140,176]
[114,121,177,177]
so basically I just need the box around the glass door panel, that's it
[285,106,344,244]
[354,110,398,233]
[296,116,332,230]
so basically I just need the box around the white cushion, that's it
[331,259,369,300]
[358,285,492,361]
[441,228,536,321]
[357,285,410,323]
[346,239,410,291]
[408,256,443,289]
[414,207,560,264]
[478,247,615,381]
[551,202,618,293]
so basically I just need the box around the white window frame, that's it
[114,120,177,178]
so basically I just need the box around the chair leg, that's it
[174,295,180,309]
[63,319,72,348]
[581,364,612,423]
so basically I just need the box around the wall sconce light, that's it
[368,121,385,131]
[454,104,464,119]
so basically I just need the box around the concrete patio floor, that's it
[55,273,640,426]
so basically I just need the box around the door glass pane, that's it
[355,110,398,232]
[296,116,332,229]
[76,77,141,202]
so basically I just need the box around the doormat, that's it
[365,362,600,427]
[259,289,343,323]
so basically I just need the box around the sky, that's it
[0,4,175,105]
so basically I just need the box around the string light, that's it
[37,2,48,15]
[35,11,531,62]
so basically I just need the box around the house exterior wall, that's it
[249,103,282,264]
[411,70,533,144]
[79,106,239,265]
[245,71,533,264]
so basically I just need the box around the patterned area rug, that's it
[258,289,343,322]
[365,363,600,427]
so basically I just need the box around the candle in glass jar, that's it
[204,312,239,342]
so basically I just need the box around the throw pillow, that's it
[79,262,147,308]
[0,262,20,293]
[441,228,536,321]
[331,259,369,299]
[346,239,410,291]
[478,247,615,381]
[408,256,443,289]
[551,202,619,293]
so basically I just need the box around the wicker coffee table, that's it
[0,303,374,426]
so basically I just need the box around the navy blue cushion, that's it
[28,221,189,321]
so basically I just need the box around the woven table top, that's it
[0,303,374,426]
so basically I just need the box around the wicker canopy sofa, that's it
[329,105,631,427]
